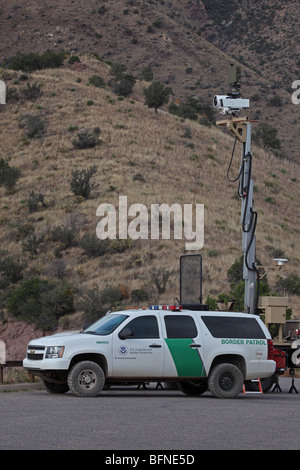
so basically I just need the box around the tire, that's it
[178,380,208,396]
[208,363,244,399]
[67,360,105,397]
[42,380,69,395]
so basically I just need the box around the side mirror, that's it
[119,328,133,340]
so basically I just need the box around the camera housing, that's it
[213,95,249,115]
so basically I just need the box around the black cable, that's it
[227,139,260,313]
[226,136,243,183]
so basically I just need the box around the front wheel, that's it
[68,361,105,397]
[208,363,244,399]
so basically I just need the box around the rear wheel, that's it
[208,363,244,399]
[68,360,105,397]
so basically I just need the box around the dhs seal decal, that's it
[118,345,128,356]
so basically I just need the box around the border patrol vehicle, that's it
[23,306,275,398]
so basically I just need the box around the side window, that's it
[120,315,159,339]
[201,316,266,339]
[164,315,198,338]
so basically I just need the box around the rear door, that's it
[163,314,206,378]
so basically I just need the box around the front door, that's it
[112,314,164,377]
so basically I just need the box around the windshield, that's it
[84,313,128,336]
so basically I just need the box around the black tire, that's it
[42,380,69,394]
[67,360,105,397]
[178,380,208,396]
[208,363,244,399]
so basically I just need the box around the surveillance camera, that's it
[213,95,249,115]
[273,258,288,266]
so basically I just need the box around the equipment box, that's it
[273,348,287,370]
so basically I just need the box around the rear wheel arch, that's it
[209,354,246,378]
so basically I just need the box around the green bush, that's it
[0,254,27,284]
[79,233,109,257]
[72,129,100,149]
[7,277,75,330]
[88,75,106,88]
[5,50,65,72]
[0,158,21,191]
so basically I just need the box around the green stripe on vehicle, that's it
[165,338,206,377]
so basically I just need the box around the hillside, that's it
[0,0,299,159]
[0,1,299,357]
[0,55,299,336]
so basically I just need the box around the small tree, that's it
[253,123,281,151]
[143,81,172,113]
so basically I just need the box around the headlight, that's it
[45,346,65,359]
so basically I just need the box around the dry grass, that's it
[0,55,299,317]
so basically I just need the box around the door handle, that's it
[149,344,162,348]
[189,343,201,348]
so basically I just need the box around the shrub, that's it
[21,232,45,256]
[149,267,173,294]
[51,224,77,250]
[20,82,42,100]
[7,277,75,330]
[77,283,129,322]
[0,158,21,191]
[112,74,136,97]
[253,123,281,150]
[5,50,65,72]
[27,191,46,213]
[72,129,100,149]
[68,55,80,65]
[18,114,46,138]
[88,75,105,88]
[0,254,27,284]
[131,288,149,302]
[70,165,97,199]
[79,233,109,257]
[275,274,300,296]
[141,66,153,82]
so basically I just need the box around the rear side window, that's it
[201,316,265,339]
[164,315,198,338]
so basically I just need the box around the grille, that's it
[27,353,44,360]
[27,345,45,360]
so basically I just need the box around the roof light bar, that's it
[149,305,182,311]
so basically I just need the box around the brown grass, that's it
[0,55,299,317]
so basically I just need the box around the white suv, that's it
[23,306,275,398]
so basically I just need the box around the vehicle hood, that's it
[28,331,108,347]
